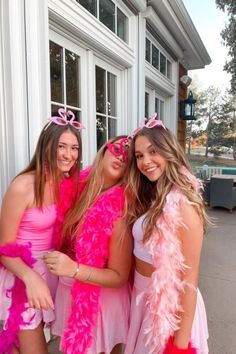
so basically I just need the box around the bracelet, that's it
[84,267,93,282]
[72,263,80,278]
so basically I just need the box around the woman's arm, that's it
[173,202,204,349]
[0,177,54,310]
[44,218,133,288]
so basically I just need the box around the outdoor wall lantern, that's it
[180,90,197,120]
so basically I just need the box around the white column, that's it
[137,12,146,123]
[0,0,29,200]
[25,0,51,157]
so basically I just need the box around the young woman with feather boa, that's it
[44,135,132,354]
[123,115,209,354]
[0,108,84,354]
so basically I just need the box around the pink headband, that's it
[129,113,166,138]
[44,108,85,131]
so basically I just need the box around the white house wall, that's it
[0,0,210,201]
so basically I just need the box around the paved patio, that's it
[48,207,236,354]
[199,207,236,354]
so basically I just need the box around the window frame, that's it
[94,55,122,150]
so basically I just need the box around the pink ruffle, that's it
[0,243,36,354]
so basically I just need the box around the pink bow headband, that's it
[44,108,85,131]
[128,113,166,138]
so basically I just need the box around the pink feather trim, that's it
[0,243,36,354]
[145,188,192,354]
[54,167,91,250]
[55,170,125,354]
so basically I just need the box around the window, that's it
[145,92,149,118]
[145,37,172,80]
[152,45,159,70]
[145,38,151,62]
[77,0,128,43]
[78,0,97,16]
[96,65,117,149]
[155,97,164,120]
[167,59,171,79]
[50,41,81,120]
[160,52,166,75]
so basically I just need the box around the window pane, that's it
[96,66,106,114]
[107,72,116,116]
[78,0,97,16]
[108,118,117,139]
[51,104,62,116]
[145,92,149,118]
[96,115,107,150]
[146,38,151,62]
[155,98,159,115]
[160,53,166,75]
[50,41,63,103]
[152,45,159,70]
[69,109,81,122]
[160,100,164,120]
[66,50,80,107]
[99,0,115,33]
[167,59,171,79]
[117,8,127,42]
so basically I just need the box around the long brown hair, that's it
[62,135,128,240]
[18,123,82,207]
[124,126,209,242]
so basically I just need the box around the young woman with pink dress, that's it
[0,108,84,354]
[43,136,132,354]
[124,115,209,354]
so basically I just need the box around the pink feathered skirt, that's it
[125,271,209,354]
[52,276,131,354]
[0,250,58,330]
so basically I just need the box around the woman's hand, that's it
[43,251,76,278]
[23,270,54,310]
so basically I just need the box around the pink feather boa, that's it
[145,186,201,354]
[0,243,36,354]
[55,168,125,354]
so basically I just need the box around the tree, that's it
[215,0,236,94]
[186,86,234,158]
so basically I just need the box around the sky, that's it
[183,0,231,92]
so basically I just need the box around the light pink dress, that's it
[0,205,58,329]
[52,276,130,354]
[125,214,209,354]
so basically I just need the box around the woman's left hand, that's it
[43,251,76,278]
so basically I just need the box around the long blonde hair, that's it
[62,135,128,240]
[17,123,82,207]
[124,126,209,242]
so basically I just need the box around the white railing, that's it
[195,166,222,179]
[195,166,236,179]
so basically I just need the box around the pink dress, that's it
[0,205,58,329]
[125,210,209,354]
[52,276,130,354]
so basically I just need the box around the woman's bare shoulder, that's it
[6,172,35,203]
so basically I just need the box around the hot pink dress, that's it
[0,204,58,329]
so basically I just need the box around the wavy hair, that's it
[18,123,82,207]
[124,126,209,242]
[62,135,128,240]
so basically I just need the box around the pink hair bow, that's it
[128,112,166,138]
